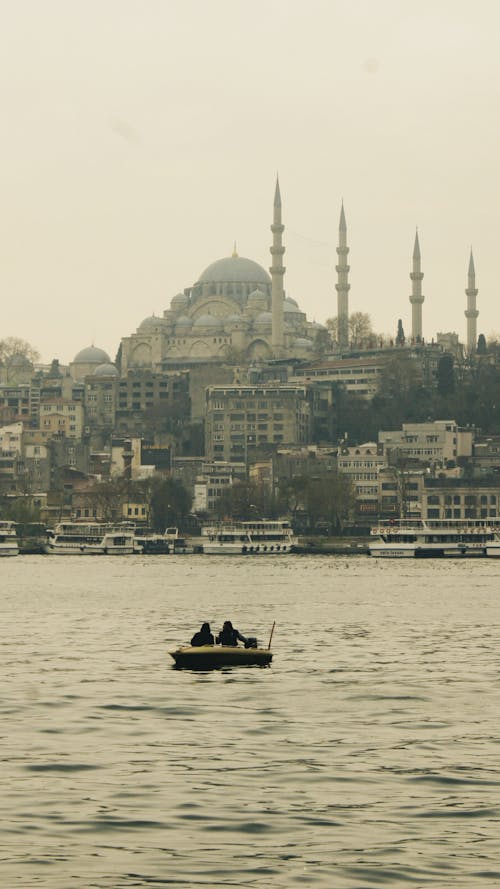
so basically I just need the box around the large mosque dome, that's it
[197,255,271,287]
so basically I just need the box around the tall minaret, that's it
[410,229,424,341]
[335,202,350,349]
[465,249,479,353]
[270,176,285,351]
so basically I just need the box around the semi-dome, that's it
[197,255,271,286]
[175,315,193,329]
[73,345,111,364]
[254,311,272,325]
[170,292,189,310]
[193,314,223,329]
[93,363,119,377]
[292,337,313,348]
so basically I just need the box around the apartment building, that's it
[379,420,473,466]
[205,384,312,463]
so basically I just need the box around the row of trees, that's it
[212,472,355,533]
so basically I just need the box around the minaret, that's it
[335,202,350,349]
[270,176,285,351]
[465,249,479,353]
[410,229,424,341]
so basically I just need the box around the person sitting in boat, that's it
[216,620,247,647]
[190,622,215,647]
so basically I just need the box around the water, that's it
[2,555,500,888]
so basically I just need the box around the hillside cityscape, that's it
[1,181,499,534]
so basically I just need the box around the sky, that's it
[1,0,499,363]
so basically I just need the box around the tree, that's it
[149,476,192,531]
[437,354,455,395]
[312,328,332,356]
[396,319,405,346]
[326,312,375,347]
[477,333,487,354]
[306,472,355,534]
[0,337,40,364]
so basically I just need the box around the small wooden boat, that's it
[170,644,273,669]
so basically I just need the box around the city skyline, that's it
[1,1,499,362]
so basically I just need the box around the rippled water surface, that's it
[2,555,500,887]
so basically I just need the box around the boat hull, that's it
[44,543,135,555]
[170,645,273,669]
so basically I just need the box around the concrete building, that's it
[39,399,84,439]
[423,478,500,521]
[379,420,474,467]
[205,384,313,463]
[193,462,235,513]
[337,442,387,518]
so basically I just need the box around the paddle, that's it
[267,621,276,650]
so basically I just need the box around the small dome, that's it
[225,313,245,325]
[93,363,119,377]
[73,345,111,364]
[292,337,313,349]
[308,321,327,330]
[193,314,223,329]
[197,255,271,286]
[175,315,193,329]
[170,292,189,311]
[138,315,164,332]
[284,297,302,314]
[255,311,272,325]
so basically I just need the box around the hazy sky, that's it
[1,0,499,363]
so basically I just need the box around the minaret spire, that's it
[270,175,285,352]
[335,201,350,348]
[465,248,479,353]
[409,228,424,341]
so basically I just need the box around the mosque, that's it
[118,179,327,372]
[69,177,481,382]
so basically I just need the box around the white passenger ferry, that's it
[201,520,296,555]
[369,519,500,558]
[45,522,136,555]
[0,521,19,557]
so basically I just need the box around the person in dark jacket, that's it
[190,622,215,647]
[216,620,247,647]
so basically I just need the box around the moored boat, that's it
[170,644,273,669]
[0,521,19,557]
[369,519,500,558]
[201,519,295,555]
[45,522,136,555]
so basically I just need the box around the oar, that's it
[267,621,276,650]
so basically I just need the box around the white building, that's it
[379,420,473,466]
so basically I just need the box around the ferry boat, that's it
[369,519,500,558]
[201,519,296,555]
[0,521,19,556]
[45,522,136,555]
